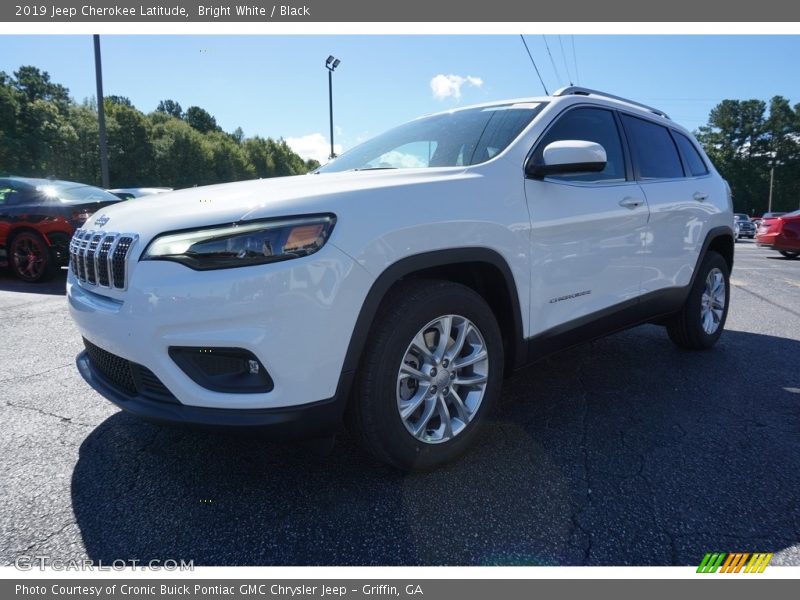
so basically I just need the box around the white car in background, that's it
[68,87,734,470]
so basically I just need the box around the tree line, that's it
[696,96,800,215]
[1,65,799,215]
[0,66,319,189]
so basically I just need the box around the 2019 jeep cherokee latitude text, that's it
[67,87,734,470]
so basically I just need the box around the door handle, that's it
[619,197,644,209]
[693,192,709,202]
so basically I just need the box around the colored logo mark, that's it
[697,552,773,573]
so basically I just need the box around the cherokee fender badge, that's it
[549,290,592,304]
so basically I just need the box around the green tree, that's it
[1,65,316,187]
[0,71,23,172]
[106,95,133,107]
[697,96,800,215]
[156,99,183,119]
[185,105,218,134]
[105,100,154,186]
[150,117,213,187]
[64,102,101,185]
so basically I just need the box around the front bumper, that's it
[67,243,373,414]
[76,350,350,435]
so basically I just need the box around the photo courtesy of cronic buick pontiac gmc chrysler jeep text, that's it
[67,87,734,470]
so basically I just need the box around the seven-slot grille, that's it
[69,229,137,290]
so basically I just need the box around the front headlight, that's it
[141,214,336,270]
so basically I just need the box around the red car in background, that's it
[0,177,122,282]
[756,209,800,259]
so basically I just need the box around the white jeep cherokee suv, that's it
[68,87,734,470]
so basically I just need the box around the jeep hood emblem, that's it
[95,214,110,227]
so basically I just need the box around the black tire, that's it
[9,231,57,283]
[779,250,799,259]
[347,279,504,471]
[666,251,730,350]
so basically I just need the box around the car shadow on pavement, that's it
[0,268,67,295]
[70,326,800,566]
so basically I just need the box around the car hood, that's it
[82,168,472,241]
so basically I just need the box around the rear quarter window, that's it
[620,114,684,180]
[673,132,710,177]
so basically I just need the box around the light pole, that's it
[93,35,110,188]
[325,55,341,160]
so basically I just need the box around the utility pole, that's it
[767,165,774,213]
[93,35,110,188]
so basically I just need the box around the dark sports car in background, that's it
[756,209,800,259]
[0,177,121,282]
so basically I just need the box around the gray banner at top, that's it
[2,0,799,22]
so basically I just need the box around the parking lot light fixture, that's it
[325,55,341,160]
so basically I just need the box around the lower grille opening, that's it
[83,339,178,404]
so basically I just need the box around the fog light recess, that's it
[168,347,274,393]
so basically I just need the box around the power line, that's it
[519,34,549,95]
[571,35,579,85]
[557,35,573,86]
[541,35,562,87]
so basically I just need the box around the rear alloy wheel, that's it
[9,232,56,283]
[349,280,503,470]
[779,250,799,259]
[666,251,730,350]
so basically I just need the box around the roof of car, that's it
[422,87,677,128]
[0,176,94,188]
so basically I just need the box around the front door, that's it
[523,106,649,337]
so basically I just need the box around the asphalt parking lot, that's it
[1,240,798,567]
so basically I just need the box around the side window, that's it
[534,107,626,183]
[621,114,684,180]
[0,182,22,205]
[673,132,709,177]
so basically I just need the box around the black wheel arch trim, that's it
[689,225,734,285]
[339,247,527,378]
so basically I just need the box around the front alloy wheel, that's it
[349,279,504,471]
[397,315,489,444]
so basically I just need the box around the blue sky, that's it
[1,35,799,161]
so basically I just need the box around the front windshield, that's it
[735,214,750,221]
[317,102,545,173]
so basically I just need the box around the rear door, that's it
[524,106,650,336]
[619,114,716,294]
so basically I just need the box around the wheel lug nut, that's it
[429,367,437,377]
[443,387,449,395]
[430,385,437,394]
[442,359,449,368]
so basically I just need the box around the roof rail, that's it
[552,86,670,120]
